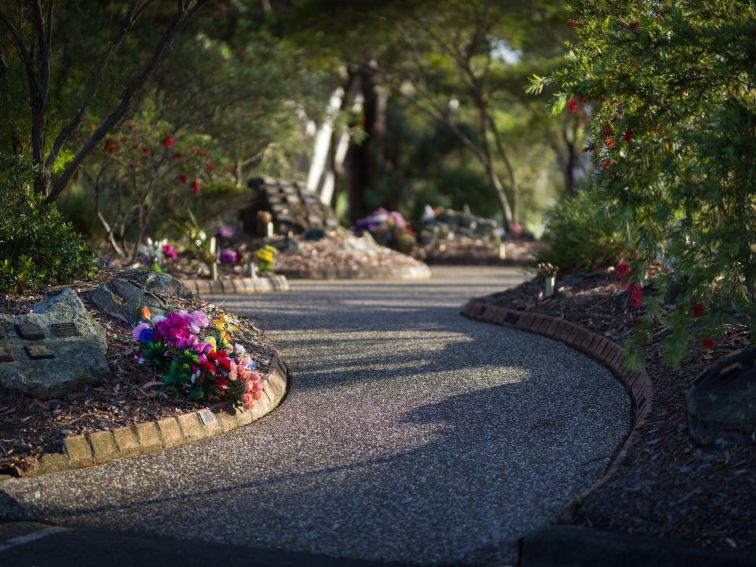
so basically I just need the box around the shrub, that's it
[538,0,755,366]
[0,154,97,293]
[537,188,629,272]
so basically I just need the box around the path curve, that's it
[0,267,629,565]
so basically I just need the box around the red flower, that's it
[600,125,612,139]
[629,20,640,30]
[600,159,615,170]
[205,161,215,172]
[103,138,120,154]
[142,146,151,156]
[91,123,98,132]
[132,143,140,149]
[606,137,616,149]
[162,134,176,149]
[567,18,581,29]
[127,123,135,131]
[178,174,188,184]
[692,302,706,319]
[701,337,716,350]
[566,97,579,113]
[616,261,631,280]
[216,376,229,391]
[171,152,182,160]
[623,129,634,143]
[627,283,643,308]
[631,62,639,71]
[192,179,201,194]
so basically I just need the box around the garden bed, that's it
[0,269,277,476]
[413,236,545,265]
[475,271,754,552]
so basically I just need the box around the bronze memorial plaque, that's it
[25,344,55,360]
[16,322,45,340]
[51,322,80,337]
[0,343,14,363]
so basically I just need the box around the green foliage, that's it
[0,154,97,293]
[551,0,755,365]
[537,187,629,271]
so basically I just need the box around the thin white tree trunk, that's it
[307,87,344,194]
[320,130,351,206]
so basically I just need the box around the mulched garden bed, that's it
[414,236,545,265]
[0,269,275,476]
[476,271,754,552]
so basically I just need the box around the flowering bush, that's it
[133,309,263,410]
[255,245,277,273]
[536,0,754,367]
[353,208,416,254]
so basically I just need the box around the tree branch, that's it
[46,0,209,202]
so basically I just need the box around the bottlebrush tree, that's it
[532,0,755,367]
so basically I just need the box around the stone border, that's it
[462,299,652,519]
[17,352,290,477]
[180,275,289,296]
[277,264,431,280]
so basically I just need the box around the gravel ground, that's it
[0,267,630,565]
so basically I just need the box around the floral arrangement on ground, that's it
[475,268,754,552]
[0,269,276,476]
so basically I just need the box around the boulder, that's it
[91,270,192,324]
[0,288,110,399]
[688,348,756,446]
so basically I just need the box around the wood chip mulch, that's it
[477,271,754,552]
[0,269,275,476]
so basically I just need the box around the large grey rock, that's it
[0,288,110,399]
[91,270,192,324]
[688,348,756,446]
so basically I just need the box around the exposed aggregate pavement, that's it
[0,266,630,565]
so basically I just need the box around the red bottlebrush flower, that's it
[566,97,579,113]
[600,125,613,139]
[627,283,643,308]
[606,137,616,149]
[600,159,615,170]
[631,62,639,71]
[198,149,209,157]
[142,146,151,156]
[629,20,640,30]
[583,141,596,153]
[567,18,581,29]
[103,138,120,154]
[701,337,716,350]
[171,152,182,160]
[616,261,631,280]
[692,302,706,319]
[623,129,634,143]
[192,179,201,194]
[205,161,215,172]
[178,174,188,184]
[162,134,176,149]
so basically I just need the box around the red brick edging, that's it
[180,275,290,296]
[462,300,653,519]
[19,352,290,477]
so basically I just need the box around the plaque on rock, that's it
[0,344,14,363]
[16,322,45,340]
[25,344,55,360]
[51,322,81,338]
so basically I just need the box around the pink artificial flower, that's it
[162,244,177,260]
[242,392,253,405]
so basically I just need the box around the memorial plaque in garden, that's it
[16,322,45,340]
[25,344,55,360]
[51,322,81,337]
[0,344,14,363]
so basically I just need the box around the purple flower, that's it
[139,328,154,344]
[189,310,209,334]
[219,248,238,265]
[217,225,234,239]
[132,323,150,342]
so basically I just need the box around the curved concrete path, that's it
[0,267,629,566]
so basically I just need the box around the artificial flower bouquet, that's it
[132,308,263,410]
[255,245,277,273]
